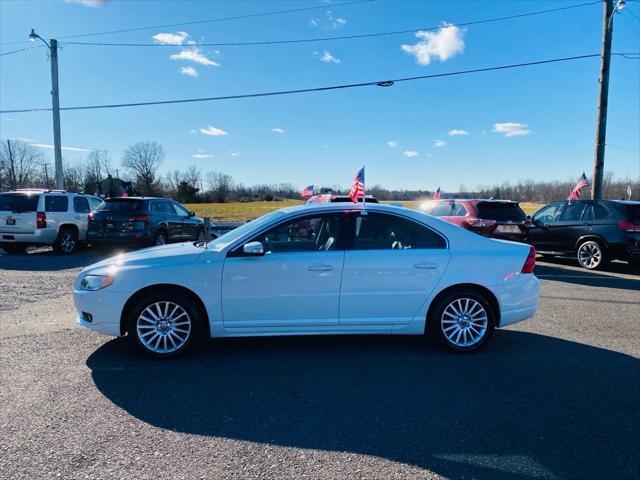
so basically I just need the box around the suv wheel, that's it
[577,240,605,270]
[53,228,78,255]
[153,230,168,246]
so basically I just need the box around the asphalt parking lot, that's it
[0,248,638,480]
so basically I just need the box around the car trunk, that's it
[0,193,39,234]
[89,199,147,234]
[476,201,528,239]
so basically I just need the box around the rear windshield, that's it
[476,202,527,221]
[0,193,39,212]
[96,199,145,213]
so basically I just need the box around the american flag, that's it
[433,187,441,200]
[300,184,314,198]
[349,167,365,202]
[568,173,590,200]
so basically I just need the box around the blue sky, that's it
[1,0,639,191]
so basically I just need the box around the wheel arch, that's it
[58,223,79,236]
[574,234,608,251]
[119,283,210,337]
[425,283,501,331]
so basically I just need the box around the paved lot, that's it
[0,248,638,480]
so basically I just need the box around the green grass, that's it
[185,200,543,222]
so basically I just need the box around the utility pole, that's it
[591,0,616,200]
[42,163,49,189]
[29,30,63,190]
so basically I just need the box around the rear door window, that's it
[73,197,90,213]
[352,213,446,250]
[0,193,39,212]
[476,202,526,221]
[45,196,68,213]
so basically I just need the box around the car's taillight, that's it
[465,218,497,228]
[36,211,46,229]
[521,246,536,274]
[87,212,94,221]
[618,221,640,232]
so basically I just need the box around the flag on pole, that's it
[349,167,365,203]
[300,184,314,198]
[568,173,590,200]
[433,187,441,200]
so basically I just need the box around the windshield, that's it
[208,210,284,252]
[477,202,526,221]
[96,199,145,213]
[0,193,39,212]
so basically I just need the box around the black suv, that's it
[87,197,205,247]
[528,200,640,269]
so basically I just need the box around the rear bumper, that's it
[0,228,58,245]
[87,230,150,244]
[492,273,540,328]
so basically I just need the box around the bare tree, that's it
[63,160,85,193]
[84,150,112,195]
[0,139,42,189]
[122,141,164,196]
[206,171,233,202]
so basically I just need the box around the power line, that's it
[0,0,372,47]
[59,1,601,49]
[0,46,44,57]
[3,53,636,115]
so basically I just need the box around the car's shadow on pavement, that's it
[0,246,128,271]
[87,332,639,480]
[536,260,640,291]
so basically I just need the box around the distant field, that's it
[185,200,543,222]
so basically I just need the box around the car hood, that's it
[81,242,209,274]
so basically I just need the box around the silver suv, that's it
[0,189,102,254]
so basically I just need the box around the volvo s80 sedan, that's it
[74,203,540,358]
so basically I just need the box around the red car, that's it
[420,199,529,242]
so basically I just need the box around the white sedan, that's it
[74,203,540,358]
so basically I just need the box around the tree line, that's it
[1,139,638,203]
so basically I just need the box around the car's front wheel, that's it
[153,230,168,246]
[432,290,496,353]
[127,290,200,358]
[577,240,605,270]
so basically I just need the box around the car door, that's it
[553,201,589,252]
[339,212,449,326]
[160,201,183,240]
[528,202,564,252]
[72,196,91,240]
[171,202,197,239]
[221,212,348,328]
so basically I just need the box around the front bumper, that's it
[74,287,125,337]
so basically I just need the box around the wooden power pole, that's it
[591,0,615,200]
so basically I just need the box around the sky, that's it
[1,0,639,192]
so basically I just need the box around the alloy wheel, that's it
[60,232,76,253]
[136,301,192,354]
[441,298,488,348]
[578,242,602,269]
[155,232,167,246]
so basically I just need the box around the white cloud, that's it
[318,50,341,63]
[335,18,347,26]
[448,129,469,136]
[64,0,108,7]
[192,153,215,159]
[310,11,347,29]
[492,122,531,137]
[387,140,398,148]
[153,31,189,45]
[403,150,419,158]
[170,48,219,66]
[229,151,240,157]
[401,24,465,66]
[199,125,228,136]
[433,139,446,147]
[17,137,35,142]
[32,143,90,152]
[179,66,198,77]
[309,18,320,27]
[271,127,285,134]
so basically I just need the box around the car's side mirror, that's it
[189,211,196,217]
[243,241,264,256]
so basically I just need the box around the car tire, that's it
[153,230,168,246]
[576,240,606,270]
[52,228,78,255]
[126,289,201,359]
[195,227,205,241]
[431,289,496,353]
[2,244,27,254]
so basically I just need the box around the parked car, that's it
[74,202,540,358]
[0,189,102,254]
[528,199,640,269]
[420,199,529,242]
[305,194,379,204]
[87,197,206,247]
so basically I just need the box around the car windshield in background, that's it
[476,202,527,221]
[0,193,39,212]
[96,199,145,213]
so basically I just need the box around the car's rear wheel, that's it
[127,290,200,358]
[153,230,168,246]
[2,244,27,254]
[53,228,78,254]
[577,240,605,270]
[432,290,495,353]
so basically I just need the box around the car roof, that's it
[103,196,164,201]
[426,198,519,204]
[282,201,412,216]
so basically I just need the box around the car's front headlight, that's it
[79,274,114,291]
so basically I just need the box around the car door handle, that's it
[308,264,333,271]
[413,262,438,269]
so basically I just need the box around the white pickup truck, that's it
[0,189,102,254]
